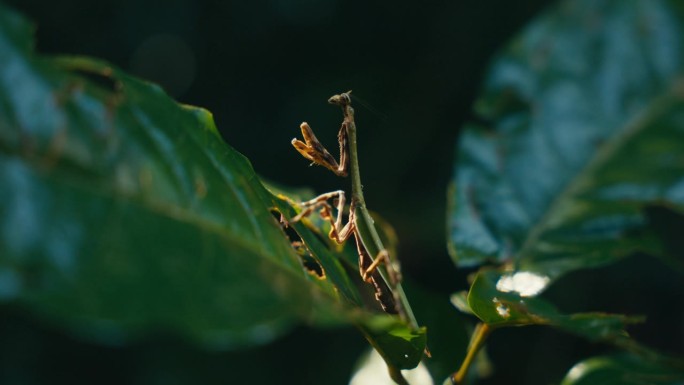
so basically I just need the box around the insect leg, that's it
[290,190,341,223]
[292,122,348,177]
[360,249,402,289]
[353,235,400,315]
[289,190,355,244]
[326,193,355,244]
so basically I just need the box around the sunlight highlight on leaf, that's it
[495,271,550,297]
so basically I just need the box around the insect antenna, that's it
[349,93,389,123]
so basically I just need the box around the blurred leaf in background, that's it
[0,2,428,383]
[0,1,338,346]
[560,354,684,385]
[449,0,684,383]
[449,0,684,278]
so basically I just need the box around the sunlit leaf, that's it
[448,0,684,280]
[360,316,428,370]
[467,270,642,341]
[269,194,428,369]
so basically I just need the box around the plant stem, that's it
[450,323,492,384]
[340,96,419,329]
[333,92,421,385]
[389,365,410,385]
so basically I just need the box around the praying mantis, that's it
[288,91,420,331]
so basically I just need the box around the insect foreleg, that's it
[353,236,401,315]
[291,122,348,177]
[290,190,340,223]
[289,190,355,244]
[325,193,355,244]
[359,249,402,289]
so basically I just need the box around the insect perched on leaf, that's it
[288,91,420,329]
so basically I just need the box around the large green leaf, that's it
[266,190,428,370]
[0,3,427,367]
[448,0,684,280]
[0,4,335,346]
[560,354,684,385]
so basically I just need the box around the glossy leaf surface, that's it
[448,0,684,280]
[0,4,428,364]
[467,271,641,341]
[267,193,428,369]
[0,3,333,347]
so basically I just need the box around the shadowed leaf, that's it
[0,3,426,368]
[448,0,684,280]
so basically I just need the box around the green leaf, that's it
[361,316,428,370]
[0,4,339,346]
[560,354,684,385]
[267,193,364,308]
[448,0,684,280]
[0,3,427,367]
[467,271,642,341]
[267,194,428,369]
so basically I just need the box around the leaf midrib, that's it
[516,86,681,265]
[0,141,304,281]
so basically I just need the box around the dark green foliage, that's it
[449,0,684,278]
[2,0,684,384]
[449,0,684,383]
[0,3,324,345]
[0,2,425,370]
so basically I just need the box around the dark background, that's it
[4,1,682,385]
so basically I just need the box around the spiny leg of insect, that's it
[290,190,342,222]
[291,122,348,177]
[354,237,404,317]
[359,248,402,289]
[289,190,356,244]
